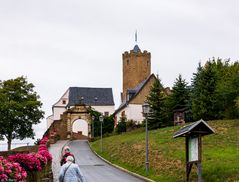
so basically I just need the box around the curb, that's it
[88,141,155,182]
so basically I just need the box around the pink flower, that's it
[21,171,27,178]
[0,156,27,181]
[38,150,52,162]
[5,162,13,169]
[0,166,4,173]
[5,169,12,174]
[0,173,8,180]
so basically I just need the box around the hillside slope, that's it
[91,120,239,182]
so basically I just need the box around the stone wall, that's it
[122,50,151,101]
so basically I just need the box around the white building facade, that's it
[47,87,115,132]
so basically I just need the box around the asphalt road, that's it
[68,140,145,182]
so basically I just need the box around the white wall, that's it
[54,89,69,106]
[72,119,88,136]
[46,115,54,129]
[53,89,69,120]
[92,105,115,116]
[53,107,66,120]
[115,104,144,123]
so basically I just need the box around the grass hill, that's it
[90,120,239,182]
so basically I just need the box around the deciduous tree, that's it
[0,77,44,150]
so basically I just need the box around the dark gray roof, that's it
[173,119,215,138]
[133,44,141,53]
[67,87,114,107]
[114,74,156,114]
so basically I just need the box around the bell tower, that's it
[122,44,151,102]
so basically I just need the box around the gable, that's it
[53,89,69,107]
[114,74,156,115]
[130,75,157,104]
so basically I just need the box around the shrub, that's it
[0,156,27,181]
[115,118,127,134]
[7,136,52,173]
[38,150,52,162]
[8,153,43,171]
[126,120,141,131]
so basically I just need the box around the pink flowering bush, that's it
[8,153,42,171]
[38,150,52,162]
[3,136,52,181]
[38,136,52,162]
[0,156,27,181]
[39,136,48,145]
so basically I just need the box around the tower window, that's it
[127,60,129,65]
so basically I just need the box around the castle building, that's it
[114,44,157,123]
[122,45,151,102]
[46,87,115,130]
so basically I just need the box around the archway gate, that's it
[49,105,93,140]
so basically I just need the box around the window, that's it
[121,111,126,117]
[62,100,66,104]
[104,112,109,117]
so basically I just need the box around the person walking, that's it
[60,146,75,166]
[59,156,86,182]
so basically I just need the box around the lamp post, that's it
[142,102,150,176]
[99,115,104,152]
[91,116,95,138]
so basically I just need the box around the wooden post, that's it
[198,135,202,182]
[186,137,189,182]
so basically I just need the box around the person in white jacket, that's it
[59,156,86,182]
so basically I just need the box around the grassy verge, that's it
[90,120,239,182]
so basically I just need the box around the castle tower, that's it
[122,44,151,101]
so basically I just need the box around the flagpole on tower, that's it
[135,30,137,44]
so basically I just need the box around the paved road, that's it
[49,140,69,182]
[68,140,145,182]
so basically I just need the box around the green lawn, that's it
[90,120,239,182]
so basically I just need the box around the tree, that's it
[0,77,44,150]
[191,60,220,120]
[146,77,168,129]
[168,74,191,121]
[88,108,114,137]
[170,74,189,109]
[216,61,239,118]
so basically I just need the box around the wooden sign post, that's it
[173,119,215,182]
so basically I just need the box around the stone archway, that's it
[72,119,88,136]
[57,105,92,140]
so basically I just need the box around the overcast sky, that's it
[0,0,239,141]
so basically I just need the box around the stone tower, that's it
[122,44,151,101]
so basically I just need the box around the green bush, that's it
[115,118,126,134]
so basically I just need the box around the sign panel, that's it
[188,136,198,162]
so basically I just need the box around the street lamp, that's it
[99,115,104,152]
[91,115,95,138]
[142,102,150,176]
